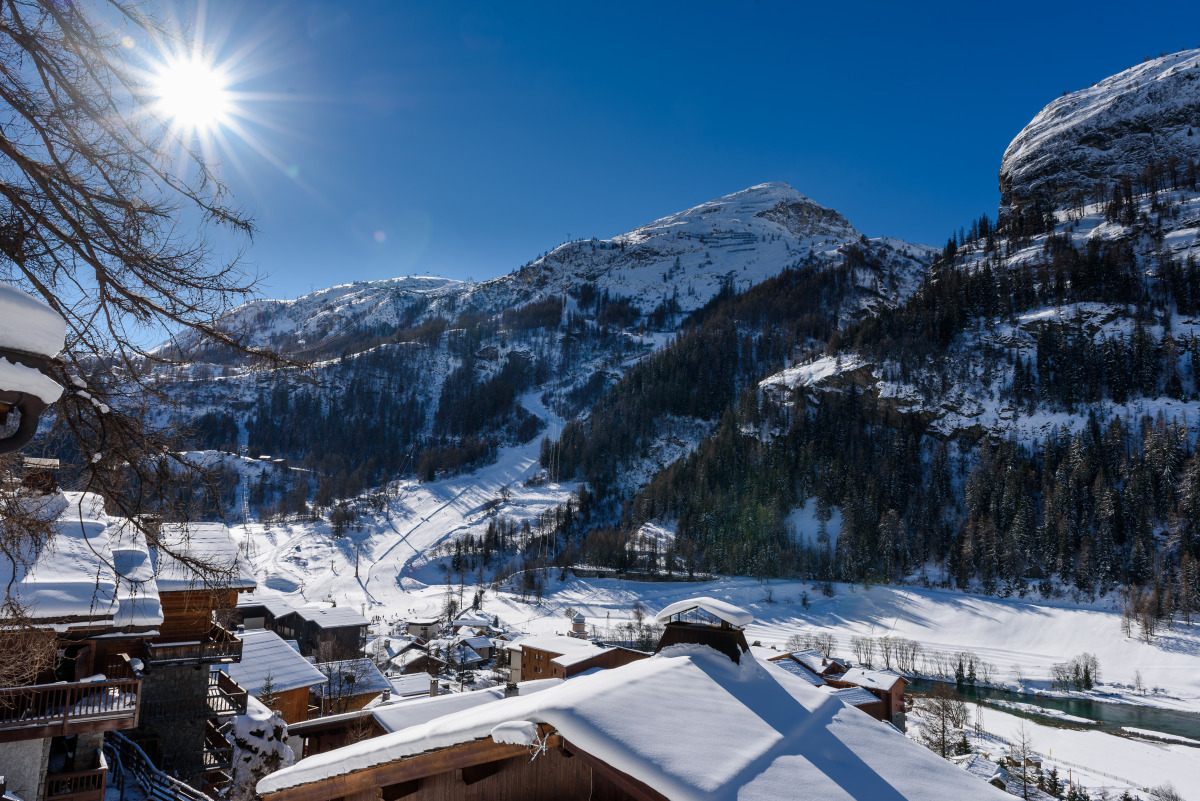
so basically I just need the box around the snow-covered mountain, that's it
[1001,49,1200,216]
[196,182,930,361]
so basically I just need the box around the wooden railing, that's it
[106,731,213,801]
[0,679,141,743]
[206,671,247,717]
[46,751,107,801]
[201,723,233,772]
[146,626,242,666]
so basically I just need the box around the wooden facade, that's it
[518,646,647,682]
[158,589,239,641]
[271,686,314,725]
[276,612,367,659]
[260,729,668,801]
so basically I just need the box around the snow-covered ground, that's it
[943,705,1200,799]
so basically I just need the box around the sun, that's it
[152,56,232,135]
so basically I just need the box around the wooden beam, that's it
[262,738,534,801]
[379,781,418,801]
[454,759,503,785]
[559,739,670,801]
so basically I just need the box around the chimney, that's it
[429,678,439,698]
[504,681,519,698]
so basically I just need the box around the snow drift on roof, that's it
[1,492,117,627]
[0,282,66,358]
[838,668,905,692]
[654,596,754,627]
[260,645,1006,801]
[153,522,257,592]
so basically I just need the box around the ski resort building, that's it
[254,598,1007,801]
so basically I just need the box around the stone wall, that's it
[0,737,50,801]
[134,664,210,784]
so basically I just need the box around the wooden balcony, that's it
[146,625,242,666]
[202,721,233,772]
[0,679,141,743]
[46,751,107,801]
[206,671,248,717]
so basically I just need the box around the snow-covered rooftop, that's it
[387,674,432,698]
[0,282,66,358]
[108,522,164,629]
[823,686,881,708]
[259,645,1006,801]
[313,658,391,698]
[372,681,561,734]
[787,648,846,675]
[767,656,825,686]
[838,668,905,692]
[505,633,612,668]
[153,522,257,592]
[0,282,65,405]
[654,596,754,627]
[285,606,369,628]
[237,594,296,619]
[3,492,118,628]
[224,630,328,695]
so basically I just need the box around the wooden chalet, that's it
[233,594,295,632]
[506,635,646,682]
[311,658,392,716]
[0,495,257,801]
[826,668,908,728]
[255,598,1006,801]
[276,607,370,658]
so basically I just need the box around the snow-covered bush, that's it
[224,696,294,801]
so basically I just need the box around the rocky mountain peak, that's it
[999,49,1200,216]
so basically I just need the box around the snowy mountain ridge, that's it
[1001,48,1200,215]
[195,182,931,361]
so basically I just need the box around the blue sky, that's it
[189,1,1200,298]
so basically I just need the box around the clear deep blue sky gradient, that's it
[194,0,1200,297]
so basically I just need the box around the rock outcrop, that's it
[999,49,1200,216]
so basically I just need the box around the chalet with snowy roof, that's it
[277,606,370,658]
[653,596,753,662]
[388,674,434,700]
[312,658,393,716]
[405,618,441,640]
[828,667,908,728]
[222,630,328,724]
[255,598,1007,801]
[234,594,296,631]
[0,493,256,799]
[505,634,647,682]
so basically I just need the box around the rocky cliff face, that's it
[999,49,1200,215]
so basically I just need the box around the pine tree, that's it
[258,670,278,711]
